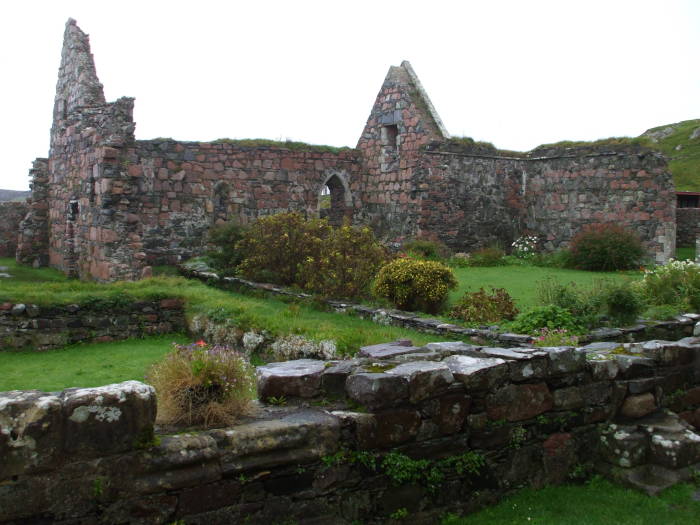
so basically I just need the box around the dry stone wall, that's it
[0,202,28,258]
[0,299,185,351]
[2,337,700,523]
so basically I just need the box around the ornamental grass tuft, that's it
[147,341,257,428]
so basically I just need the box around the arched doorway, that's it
[319,173,352,227]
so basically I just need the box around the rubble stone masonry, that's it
[14,20,677,280]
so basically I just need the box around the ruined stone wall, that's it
[413,143,523,251]
[2,338,700,523]
[676,207,700,247]
[400,142,675,262]
[16,158,49,266]
[0,298,184,351]
[0,202,28,258]
[45,20,144,281]
[522,145,676,263]
[355,61,448,244]
[126,140,361,265]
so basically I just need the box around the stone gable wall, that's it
[125,140,361,265]
[2,338,699,523]
[0,202,28,258]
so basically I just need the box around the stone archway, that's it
[319,172,352,227]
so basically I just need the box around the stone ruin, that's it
[1,334,699,523]
[2,19,677,281]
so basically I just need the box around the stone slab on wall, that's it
[0,299,185,351]
[676,207,700,247]
[0,202,28,257]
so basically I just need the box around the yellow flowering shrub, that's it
[372,258,457,313]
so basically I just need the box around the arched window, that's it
[319,174,351,227]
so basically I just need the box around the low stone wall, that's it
[2,337,700,523]
[0,201,29,258]
[181,264,698,346]
[676,207,700,247]
[0,298,185,351]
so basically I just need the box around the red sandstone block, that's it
[127,164,143,177]
[101,147,119,159]
[160,298,183,310]
[0,303,13,311]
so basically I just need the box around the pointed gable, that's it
[357,60,448,160]
[53,19,106,122]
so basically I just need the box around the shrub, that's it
[598,280,645,326]
[511,235,539,259]
[638,259,700,311]
[402,238,451,260]
[297,224,387,299]
[372,258,457,313]
[536,277,599,327]
[206,221,247,273]
[146,341,256,427]
[448,253,471,268]
[569,224,644,271]
[510,305,583,334]
[450,287,519,324]
[468,246,506,267]
[236,212,332,285]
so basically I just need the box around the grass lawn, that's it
[0,334,189,391]
[676,246,695,261]
[442,477,700,525]
[449,265,639,311]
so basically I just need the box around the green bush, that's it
[598,280,645,326]
[206,222,247,273]
[450,287,519,324]
[146,341,256,427]
[297,224,387,299]
[637,259,700,311]
[372,258,457,313]
[536,277,599,327]
[402,238,451,260]
[468,246,506,267]
[510,305,583,334]
[236,212,332,285]
[569,224,644,271]
[531,249,573,268]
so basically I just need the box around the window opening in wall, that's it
[677,193,700,208]
[382,124,399,149]
[319,174,350,227]
[68,200,79,221]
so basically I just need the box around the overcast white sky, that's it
[2,0,699,190]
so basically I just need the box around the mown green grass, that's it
[0,335,188,391]
[442,478,700,525]
[0,257,69,283]
[449,265,639,311]
[676,246,695,261]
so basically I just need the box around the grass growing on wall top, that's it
[210,138,353,154]
[442,477,700,525]
[534,136,656,150]
[0,335,189,392]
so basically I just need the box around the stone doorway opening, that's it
[319,173,351,227]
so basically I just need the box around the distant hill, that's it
[641,119,700,191]
[0,189,30,202]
